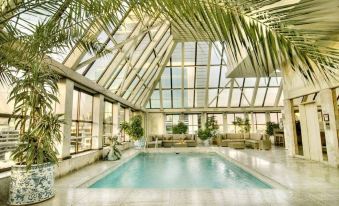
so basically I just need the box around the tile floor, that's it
[33,147,339,206]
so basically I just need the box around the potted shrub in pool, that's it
[7,64,63,205]
[120,115,144,149]
[198,116,219,146]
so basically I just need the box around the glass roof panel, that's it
[217,89,229,107]
[171,43,182,66]
[264,88,279,106]
[254,88,267,106]
[184,67,195,88]
[209,67,220,88]
[211,43,222,65]
[184,89,194,108]
[173,90,182,108]
[196,42,209,65]
[208,89,218,107]
[230,88,241,107]
[172,67,182,89]
[184,42,196,65]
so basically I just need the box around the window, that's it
[119,107,126,141]
[183,114,201,134]
[71,90,93,154]
[207,114,224,133]
[254,113,266,133]
[226,113,245,133]
[270,112,282,124]
[0,116,18,171]
[103,101,113,146]
[165,114,180,134]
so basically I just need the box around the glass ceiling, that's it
[47,10,283,110]
[146,42,284,109]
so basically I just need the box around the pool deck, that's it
[35,146,339,206]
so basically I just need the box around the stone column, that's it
[319,89,339,167]
[92,94,104,150]
[112,103,120,140]
[201,112,207,129]
[283,99,298,156]
[55,78,74,159]
[223,113,227,133]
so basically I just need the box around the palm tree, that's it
[0,0,127,85]
[130,0,339,82]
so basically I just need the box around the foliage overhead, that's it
[131,0,339,83]
[172,121,188,134]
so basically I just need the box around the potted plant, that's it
[120,115,144,149]
[7,64,63,205]
[198,116,219,146]
[232,117,251,134]
[104,136,122,161]
[265,121,280,143]
[172,121,188,139]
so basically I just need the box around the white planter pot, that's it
[8,163,55,205]
[134,138,145,149]
[203,140,210,146]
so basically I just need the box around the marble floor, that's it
[34,147,339,206]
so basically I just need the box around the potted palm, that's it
[120,115,144,149]
[198,116,219,146]
[172,121,188,139]
[7,64,63,205]
[266,121,280,143]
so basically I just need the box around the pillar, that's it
[92,94,104,150]
[201,112,207,129]
[283,99,298,156]
[223,113,227,133]
[319,89,339,167]
[55,78,74,159]
[112,102,120,140]
[125,108,131,141]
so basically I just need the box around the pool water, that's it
[90,153,272,189]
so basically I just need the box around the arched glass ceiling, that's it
[146,42,284,109]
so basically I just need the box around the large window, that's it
[226,113,245,133]
[183,114,201,134]
[119,107,130,142]
[71,90,93,154]
[253,113,266,133]
[270,112,282,124]
[165,114,180,134]
[103,101,113,146]
[0,116,18,171]
[207,114,224,133]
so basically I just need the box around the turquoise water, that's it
[90,153,272,189]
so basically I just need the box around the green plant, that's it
[198,116,219,141]
[232,117,251,134]
[120,115,144,141]
[266,122,280,136]
[8,64,63,169]
[104,136,121,161]
[131,0,339,83]
[172,121,188,134]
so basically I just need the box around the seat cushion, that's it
[250,133,262,141]
[227,133,243,139]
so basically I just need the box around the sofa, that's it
[217,133,264,149]
[147,134,197,148]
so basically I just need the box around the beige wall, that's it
[147,113,165,135]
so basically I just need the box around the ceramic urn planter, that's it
[8,163,55,205]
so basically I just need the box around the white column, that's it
[201,112,207,129]
[283,99,298,156]
[92,94,104,150]
[319,89,339,167]
[113,103,120,140]
[223,113,227,133]
[55,78,74,159]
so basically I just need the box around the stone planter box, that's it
[8,163,54,205]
